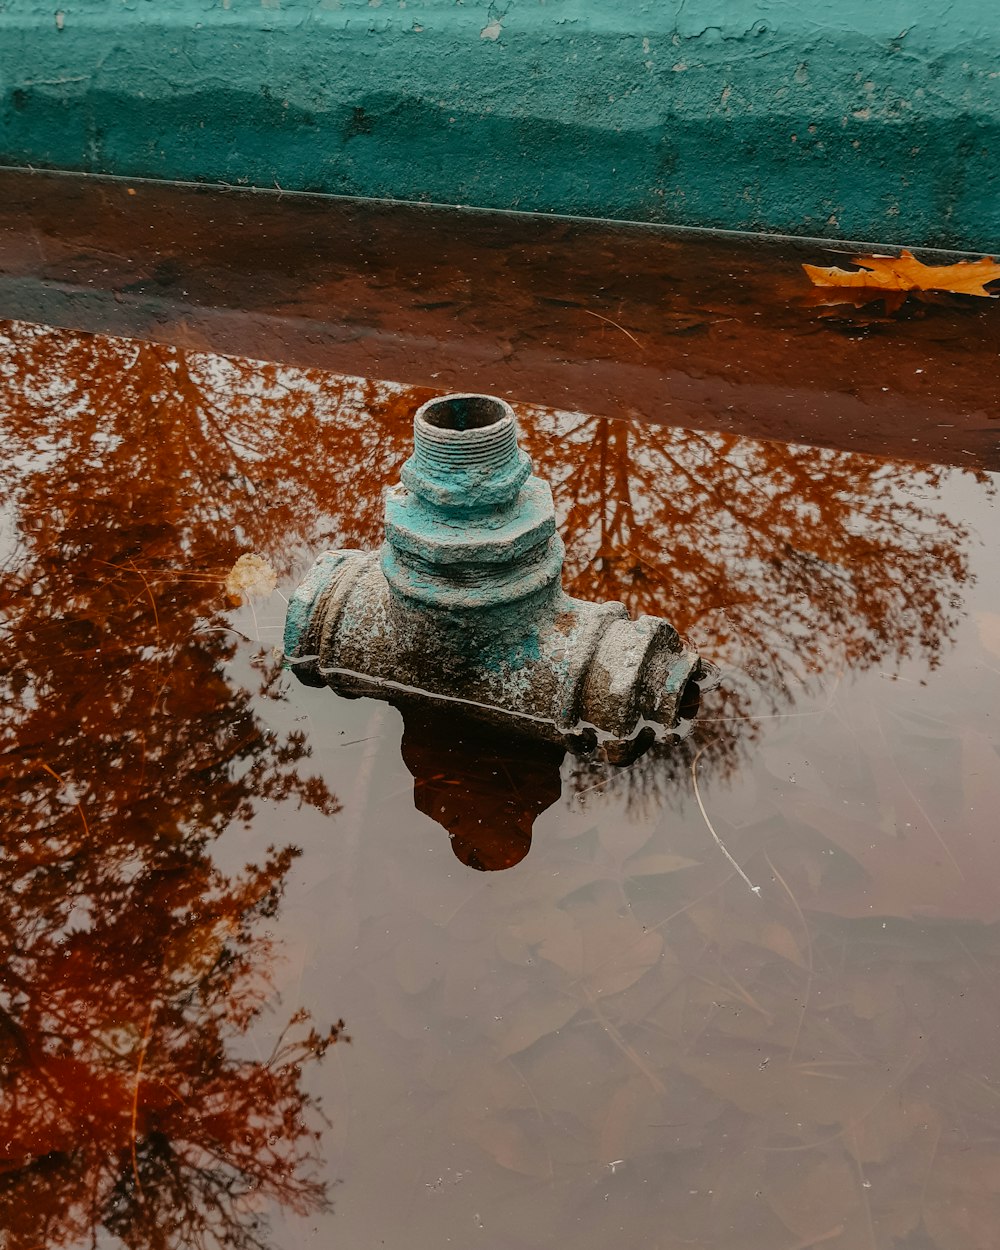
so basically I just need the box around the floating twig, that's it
[691,741,761,895]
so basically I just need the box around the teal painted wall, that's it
[1,0,998,247]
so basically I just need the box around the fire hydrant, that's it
[284,394,707,755]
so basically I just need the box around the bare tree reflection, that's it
[0,319,981,875]
[1,316,990,1250]
[522,412,980,812]
[529,413,970,683]
[0,322,349,1249]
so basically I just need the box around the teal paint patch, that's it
[2,1,998,246]
[478,625,544,678]
[381,397,565,615]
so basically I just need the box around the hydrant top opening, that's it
[421,394,509,432]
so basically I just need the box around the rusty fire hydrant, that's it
[284,394,708,755]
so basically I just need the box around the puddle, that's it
[2,317,1000,1250]
[2,168,999,472]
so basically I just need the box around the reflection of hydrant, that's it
[285,394,708,754]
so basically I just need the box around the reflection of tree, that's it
[528,411,971,684]
[520,411,980,808]
[0,322,349,1249]
[1,319,989,1246]
[2,316,982,850]
[3,314,977,844]
[0,841,344,1250]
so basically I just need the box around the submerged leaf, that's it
[467,1115,552,1178]
[495,992,581,1058]
[624,852,701,878]
[977,611,1000,660]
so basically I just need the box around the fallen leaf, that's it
[466,1114,552,1178]
[225,552,277,601]
[597,1078,646,1163]
[763,1153,860,1244]
[853,1097,936,1165]
[577,905,664,998]
[923,1150,1000,1250]
[977,611,1000,660]
[803,249,1000,298]
[393,924,449,995]
[507,907,583,978]
[495,991,580,1058]
[623,852,701,878]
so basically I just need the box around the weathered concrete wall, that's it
[1,0,997,247]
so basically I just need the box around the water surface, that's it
[2,319,999,1250]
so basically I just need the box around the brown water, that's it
[1,313,999,1250]
[2,168,999,472]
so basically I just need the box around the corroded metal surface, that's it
[285,393,707,754]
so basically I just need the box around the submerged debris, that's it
[225,552,277,602]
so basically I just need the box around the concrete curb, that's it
[1,0,998,248]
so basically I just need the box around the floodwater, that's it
[2,218,1000,1250]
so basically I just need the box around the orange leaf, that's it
[802,248,1000,297]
